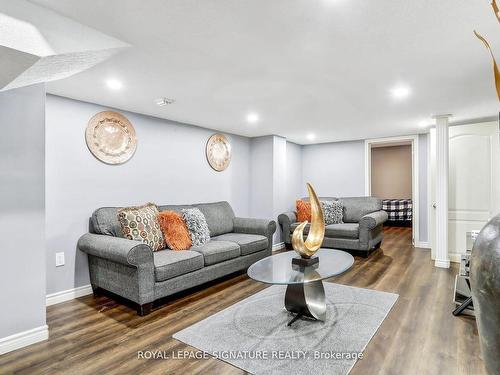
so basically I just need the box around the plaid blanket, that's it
[382,199,412,222]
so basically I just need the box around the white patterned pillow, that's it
[322,200,344,225]
[181,208,210,246]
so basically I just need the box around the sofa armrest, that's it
[359,210,388,230]
[278,212,297,244]
[233,217,277,238]
[278,212,297,226]
[77,233,154,267]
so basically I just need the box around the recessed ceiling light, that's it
[246,112,259,124]
[106,79,123,90]
[307,133,316,141]
[390,85,411,100]
[155,97,175,106]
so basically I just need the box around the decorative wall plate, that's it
[206,133,231,171]
[85,111,137,165]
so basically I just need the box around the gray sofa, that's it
[278,197,388,256]
[78,201,276,315]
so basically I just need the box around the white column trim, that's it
[433,114,452,268]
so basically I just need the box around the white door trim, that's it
[364,134,420,245]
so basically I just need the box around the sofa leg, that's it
[91,285,101,298]
[137,302,153,316]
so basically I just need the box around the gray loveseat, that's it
[278,197,388,256]
[78,201,276,315]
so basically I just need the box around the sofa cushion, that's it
[301,196,338,202]
[91,207,123,237]
[158,204,193,213]
[341,197,382,223]
[290,222,359,239]
[212,233,268,256]
[194,201,235,236]
[154,250,204,282]
[325,223,359,239]
[190,240,240,266]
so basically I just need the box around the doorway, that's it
[365,135,419,245]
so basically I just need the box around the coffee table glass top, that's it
[247,249,354,285]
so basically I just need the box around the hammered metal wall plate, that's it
[85,111,137,165]
[206,133,231,171]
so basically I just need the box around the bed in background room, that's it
[382,199,412,227]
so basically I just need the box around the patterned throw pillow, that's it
[117,203,166,251]
[158,211,192,251]
[181,208,210,246]
[296,199,312,222]
[322,200,344,225]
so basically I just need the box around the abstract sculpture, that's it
[291,182,325,260]
[470,213,500,375]
[474,0,500,102]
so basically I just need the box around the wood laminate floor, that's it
[0,227,484,375]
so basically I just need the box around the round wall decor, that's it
[206,133,231,171]
[85,111,137,165]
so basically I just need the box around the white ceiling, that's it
[30,0,500,144]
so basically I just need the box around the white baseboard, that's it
[0,325,48,355]
[448,254,462,264]
[272,242,285,251]
[415,241,430,249]
[434,259,451,268]
[46,284,93,306]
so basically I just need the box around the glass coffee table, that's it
[248,249,354,326]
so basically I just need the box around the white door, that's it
[448,121,499,260]
[430,121,500,261]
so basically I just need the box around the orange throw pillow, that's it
[158,211,192,251]
[296,200,312,222]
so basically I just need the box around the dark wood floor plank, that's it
[0,227,485,375]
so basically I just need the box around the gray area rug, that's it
[173,283,398,375]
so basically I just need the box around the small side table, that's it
[452,231,478,316]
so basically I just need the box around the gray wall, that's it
[285,141,303,209]
[371,145,412,199]
[0,84,46,338]
[302,140,365,196]
[249,136,274,220]
[45,95,252,294]
[248,137,304,244]
[45,94,430,295]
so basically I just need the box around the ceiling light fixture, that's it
[390,85,411,100]
[307,133,316,141]
[106,78,123,90]
[155,97,175,106]
[246,112,259,124]
[418,120,431,127]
